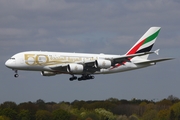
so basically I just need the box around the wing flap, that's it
[134,58,174,65]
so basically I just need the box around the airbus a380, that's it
[5,27,173,81]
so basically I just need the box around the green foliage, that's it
[156,99,172,106]
[81,111,100,120]
[116,115,128,120]
[167,95,179,103]
[0,96,179,120]
[0,102,17,110]
[35,110,52,120]
[1,108,17,120]
[169,110,175,120]
[0,116,10,120]
[145,103,155,112]
[141,110,158,120]
[95,108,116,120]
[36,99,46,110]
[52,108,71,120]
[129,114,139,120]
[18,102,38,114]
[157,109,170,120]
[18,109,31,120]
[170,102,180,119]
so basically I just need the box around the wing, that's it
[134,58,174,65]
[49,62,99,74]
[49,50,157,73]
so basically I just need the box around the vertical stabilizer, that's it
[126,27,161,59]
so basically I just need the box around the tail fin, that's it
[126,27,161,59]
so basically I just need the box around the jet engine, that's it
[95,59,111,69]
[41,71,57,76]
[67,64,84,73]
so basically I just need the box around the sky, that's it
[0,0,180,104]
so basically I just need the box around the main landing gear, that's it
[13,69,19,78]
[78,75,94,81]
[69,76,77,81]
[69,74,95,81]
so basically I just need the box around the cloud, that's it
[0,0,180,58]
[0,28,30,38]
[0,0,180,53]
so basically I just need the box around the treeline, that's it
[0,95,180,120]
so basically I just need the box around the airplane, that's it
[5,27,173,81]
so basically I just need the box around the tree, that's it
[52,102,71,112]
[138,101,147,116]
[106,98,119,102]
[144,103,155,113]
[78,108,102,120]
[129,114,139,120]
[36,99,46,110]
[169,110,175,120]
[141,110,158,120]
[0,102,17,110]
[0,116,10,120]
[85,118,92,120]
[157,109,170,120]
[95,108,116,120]
[70,108,82,119]
[52,109,71,120]
[18,109,31,120]
[71,100,86,110]
[18,101,38,119]
[167,95,179,102]
[1,108,17,120]
[116,115,128,120]
[35,110,52,120]
[81,111,100,120]
[170,102,180,119]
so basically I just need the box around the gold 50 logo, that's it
[24,54,49,65]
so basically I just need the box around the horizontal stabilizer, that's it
[134,58,174,65]
[154,49,160,55]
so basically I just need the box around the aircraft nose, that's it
[5,59,14,68]
[5,59,10,67]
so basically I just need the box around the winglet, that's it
[154,49,160,55]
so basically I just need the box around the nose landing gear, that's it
[13,69,19,78]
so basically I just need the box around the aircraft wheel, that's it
[90,76,95,79]
[69,78,73,81]
[78,77,83,81]
[69,76,77,81]
[14,74,19,78]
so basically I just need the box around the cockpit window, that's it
[10,58,15,60]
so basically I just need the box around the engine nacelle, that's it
[41,71,57,76]
[95,59,112,69]
[67,64,84,73]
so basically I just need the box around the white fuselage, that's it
[5,51,152,75]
